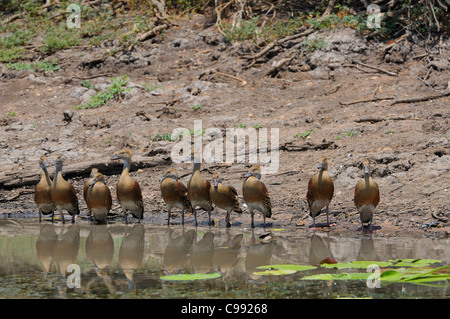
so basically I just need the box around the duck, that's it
[160,168,193,225]
[354,159,380,232]
[83,167,99,207]
[306,156,334,228]
[85,172,113,224]
[50,154,79,224]
[111,149,144,223]
[184,151,213,226]
[242,165,272,228]
[34,155,55,223]
[210,172,242,227]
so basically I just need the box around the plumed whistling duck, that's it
[184,151,212,226]
[34,155,55,223]
[210,172,242,227]
[85,172,113,224]
[242,165,272,228]
[83,167,99,205]
[160,168,193,225]
[50,154,80,224]
[306,156,334,228]
[111,149,144,223]
[354,159,380,232]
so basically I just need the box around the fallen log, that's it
[0,155,171,190]
[280,140,336,152]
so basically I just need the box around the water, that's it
[0,219,448,299]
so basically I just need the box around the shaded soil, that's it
[0,16,449,237]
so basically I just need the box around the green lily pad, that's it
[160,273,221,281]
[302,272,371,281]
[320,260,392,269]
[253,269,298,276]
[390,258,442,267]
[256,264,317,272]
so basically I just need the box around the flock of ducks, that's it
[35,149,380,231]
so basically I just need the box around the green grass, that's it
[191,103,202,110]
[294,130,313,139]
[74,75,130,110]
[5,59,60,71]
[81,80,94,89]
[335,130,356,140]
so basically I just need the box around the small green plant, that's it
[336,130,356,139]
[74,75,130,110]
[294,130,313,139]
[235,123,247,129]
[385,130,395,134]
[152,133,175,142]
[7,112,16,116]
[39,25,81,53]
[6,59,60,72]
[191,104,202,111]
[303,37,328,52]
[144,83,162,92]
[445,135,450,139]
[81,80,93,89]
[252,124,263,130]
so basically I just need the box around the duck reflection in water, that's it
[212,231,243,277]
[119,224,145,289]
[309,233,336,266]
[189,232,215,274]
[52,225,80,276]
[85,224,115,294]
[244,230,274,280]
[357,234,379,261]
[163,228,196,274]
[36,224,58,276]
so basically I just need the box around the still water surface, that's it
[0,220,448,299]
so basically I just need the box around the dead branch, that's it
[353,115,425,123]
[339,96,395,106]
[280,140,336,152]
[0,155,170,190]
[352,60,398,76]
[243,27,314,65]
[390,89,450,105]
[212,70,247,86]
[136,24,169,42]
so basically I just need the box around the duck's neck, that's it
[122,158,131,174]
[364,172,370,185]
[192,161,201,173]
[41,166,51,186]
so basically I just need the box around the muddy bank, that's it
[0,16,449,237]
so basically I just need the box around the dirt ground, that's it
[0,16,449,237]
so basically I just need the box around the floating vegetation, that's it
[160,273,221,282]
[253,264,316,276]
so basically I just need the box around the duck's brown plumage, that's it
[242,165,272,228]
[354,159,380,231]
[210,172,242,227]
[111,149,144,223]
[85,172,113,224]
[160,168,193,225]
[34,155,55,222]
[306,156,334,228]
[185,152,212,226]
[83,167,99,204]
[50,154,79,224]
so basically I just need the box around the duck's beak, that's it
[244,171,252,178]
[363,165,370,174]
[159,176,167,182]
[110,154,121,160]
[89,179,97,187]
[213,179,219,188]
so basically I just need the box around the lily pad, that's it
[320,260,392,269]
[389,258,442,267]
[301,272,371,281]
[256,264,317,272]
[160,273,221,281]
[253,269,298,276]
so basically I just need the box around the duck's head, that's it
[244,165,261,180]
